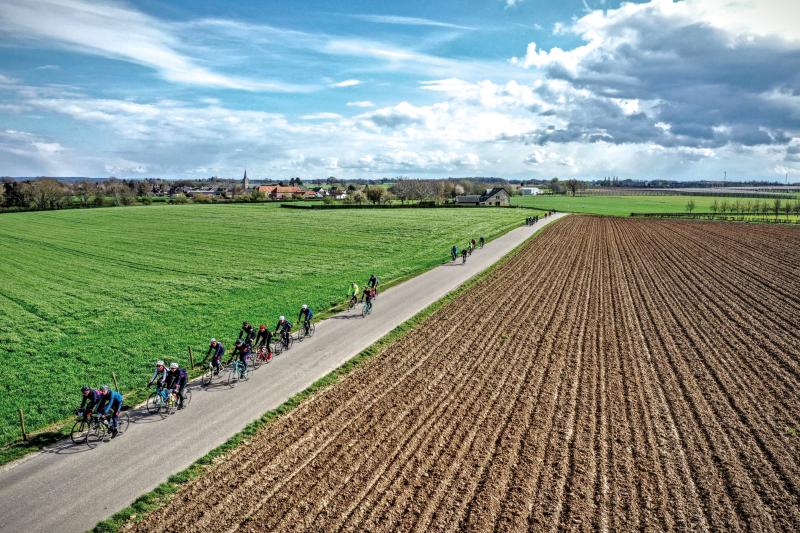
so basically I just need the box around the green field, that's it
[511,194,793,216]
[0,204,528,445]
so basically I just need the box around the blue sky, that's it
[0,0,798,180]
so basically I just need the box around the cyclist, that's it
[96,385,123,437]
[229,339,251,376]
[461,247,468,263]
[450,244,458,262]
[298,304,313,335]
[238,321,256,343]
[254,325,273,361]
[274,315,293,348]
[147,360,168,389]
[78,385,102,416]
[367,274,379,290]
[205,339,225,375]
[348,282,360,307]
[479,236,485,248]
[363,286,376,314]
[471,238,476,250]
[164,362,188,410]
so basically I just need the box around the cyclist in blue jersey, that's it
[298,304,313,335]
[78,385,103,415]
[274,316,293,348]
[96,385,124,437]
[206,339,225,375]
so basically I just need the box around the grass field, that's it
[511,194,793,216]
[0,203,528,446]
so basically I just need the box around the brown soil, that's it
[126,217,800,532]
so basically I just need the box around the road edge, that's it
[92,215,568,532]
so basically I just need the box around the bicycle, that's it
[251,344,272,368]
[146,385,171,417]
[348,295,358,309]
[362,300,373,317]
[297,320,315,341]
[165,388,192,413]
[275,331,293,352]
[202,360,226,386]
[226,360,250,387]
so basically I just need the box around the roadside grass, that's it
[91,214,564,532]
[0,203,538,456]
[511,194,794,216]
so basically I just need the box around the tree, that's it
[75,181,95,207]
[366,186,385,205]
[549,177,565,194]
[23,179,67,209]
[353,192,365,205]
[720,200,729,214]
[686,199,696,213]
[710,199,719,215]
[773,198,781,220]
[566,179,582,197]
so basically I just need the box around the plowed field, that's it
[127,217,800,532]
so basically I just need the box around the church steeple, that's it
[242,169,249,191]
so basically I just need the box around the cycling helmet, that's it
[302,304,307,309]
[156,360,164,366]
[81,385,91,393]
[170,362,179,369]
[210,338,216,344]
[279,315,285,321]
[100,385,110,392]
[235,339,243,346]
[242,321,250,327]
[259,324,266,331]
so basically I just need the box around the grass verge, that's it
[91,215,565,532]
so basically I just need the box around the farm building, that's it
[520,186,542,195]
[256,185,316,200]
[455,187,510,207]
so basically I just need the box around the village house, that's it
[519,186,542,195]
[455,187,511,207]
[256,185,316,200]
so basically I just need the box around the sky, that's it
[0,0,798,181]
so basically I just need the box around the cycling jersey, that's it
[238,324,255,342]
[275,319,293,333]
[165,368,188,389]
[97,390,123,415]
[80,389,103,412]
[206,342,225,360]
[368,275,379,288]
[149,367,168,386]
[231,343,251,363]
[298,307,313,322]
[254,329,272,346]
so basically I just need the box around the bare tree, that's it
[566,179,583,197]
[773,198,782,220]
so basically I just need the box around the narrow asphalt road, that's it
[0,213,567,533]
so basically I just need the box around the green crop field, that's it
[511,194,793,216]
[0,204,529,446]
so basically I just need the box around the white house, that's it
[520,186,542,195]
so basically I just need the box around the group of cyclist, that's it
[77,384,124,437]
[349,273,380,311]
[76,275,380,431]
[451,237,485,263]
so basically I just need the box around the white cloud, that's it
[503,0,524,8]
[351,14,475,31]
[0,0,312,92]
[346,101,375,108]
[301,112,343,120]
[331,79,362,88]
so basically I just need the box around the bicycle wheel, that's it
[271,340,283,356]
[306,323,316,338]
[285,335,293,350]
[202,365,214,386]
[146,392,164,416]
[165,393,178,415]
[251,350,263,370]
[88,418,108,443]
[226,366,238,387]
[115,412,131,437]
[70,418,90,445]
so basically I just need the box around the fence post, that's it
[188,346,195,369]
[18,408,27,441]
[111,372,120,391]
